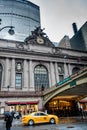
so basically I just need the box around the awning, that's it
[6,101,39,105]
[79,100,87,103]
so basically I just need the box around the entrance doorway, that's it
[45,98,79,117]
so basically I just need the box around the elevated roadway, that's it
[43,67,87,106]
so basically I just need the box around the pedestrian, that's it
[4,115,13,130]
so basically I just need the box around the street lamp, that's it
[0,26,15,35]
[0,18,15,35]
[7,85,10,91]
[41,84,44,91]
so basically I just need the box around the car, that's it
[22,111,59,126]
[14,112,20,119]
[11,111,21,119]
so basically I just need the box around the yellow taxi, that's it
[22,111,59,126]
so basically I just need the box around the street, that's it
[0,117,87,130]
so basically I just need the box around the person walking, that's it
[4,114,13,130]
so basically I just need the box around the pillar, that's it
[4,58,9,88]
[10,58,15,89]
[29,60,34,91]
[50,62,56,86]
[23,59,28,90]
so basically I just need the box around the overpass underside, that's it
[43,67,87,117]
[44,83,87,117]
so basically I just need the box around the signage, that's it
[70,80,76,87]
[57,76,71,86]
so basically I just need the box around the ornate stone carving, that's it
[16,43,24,49]
[24,26,54,47]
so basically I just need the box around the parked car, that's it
[22,111,59,126]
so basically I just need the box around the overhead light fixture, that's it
[8,26,15,35]
[0,25,15,35]
[0,18,15,35]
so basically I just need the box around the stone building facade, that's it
[0,27,87,115]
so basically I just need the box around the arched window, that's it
[34,65,49,91]
[0,64,3,90]
[72,67,80,74]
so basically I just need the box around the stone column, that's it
[48,69,51,88]
[10,58,15,89]
[64,63,68,78]
[68,63,72,75]
[29,60,34,91]
[4,58,9,88]
[23,59,28,90]
[50,62,56,86]
[54,62,59,84]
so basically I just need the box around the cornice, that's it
[0,47,87,62]
[0,91,42,98]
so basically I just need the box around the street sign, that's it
[57,76,71,86]
[70,80,76,87]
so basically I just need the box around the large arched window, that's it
[72,67,80,74]
[0,64,3,90]
[34,65,49,91]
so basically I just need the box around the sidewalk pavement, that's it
[59,116,87,124]
[0,118,22,126]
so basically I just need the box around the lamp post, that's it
[0,26,15,35]
[0,18,15,35]
[41,84,45,111]
[41,84,44,92]
[7,85,10,91]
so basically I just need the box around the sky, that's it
[29,0,87,42]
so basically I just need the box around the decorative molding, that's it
[24,26,54,47]
[16,43,24,49]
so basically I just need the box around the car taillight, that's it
[22,117,26,120]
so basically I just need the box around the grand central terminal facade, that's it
[0,27,87,116]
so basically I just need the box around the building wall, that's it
[0,0,40,42]
[58,22,87,51]
[0,38,87,114]
[81,22,87,50]
[0,39,87,91]
[58,35,71,48]
[70,22,87,51]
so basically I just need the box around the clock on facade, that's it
[36,36,44,44]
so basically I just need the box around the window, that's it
[72,67,80,74]
[15,60,23,89]
[39,112,46,116]
[33,112,46,116]
[16,62,22,71]
[15,73,22,89]
[58,63,64,81]
[34,65,49,91]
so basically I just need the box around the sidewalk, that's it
[59,116,87,124]
[0,118,22,126]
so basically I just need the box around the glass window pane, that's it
[34,65,49,91]
[15,73,22,89]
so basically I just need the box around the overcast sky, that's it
[29,0,87,42]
